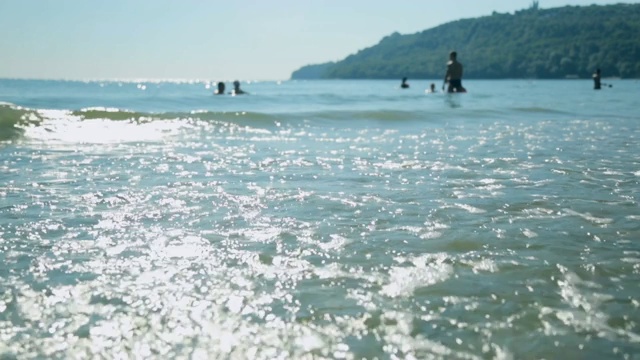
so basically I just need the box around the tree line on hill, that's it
[291,3,640,80]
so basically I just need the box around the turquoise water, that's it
[1,79,639,359]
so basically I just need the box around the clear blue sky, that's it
[1,0,637,81]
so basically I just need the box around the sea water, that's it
[0,79,639,359]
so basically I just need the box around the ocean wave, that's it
[0,102,527,142]
[1,104,456,141]
[70,107,280,123]
[0,103,43,141]
[0,105,285,141]
[510,106,569,114]
[72,107,448,123]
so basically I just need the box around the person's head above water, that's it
[215,81,225,95]
[231,80,246,95]
[450,51,457,60]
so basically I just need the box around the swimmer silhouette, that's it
[231,80,247,95]
[214,81,225,95]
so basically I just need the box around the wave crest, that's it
[0,103,43,141]
[1,103,451,142]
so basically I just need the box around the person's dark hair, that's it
[216,82,225,94]
[450,51,457,59]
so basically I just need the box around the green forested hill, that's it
[291,3,640,79]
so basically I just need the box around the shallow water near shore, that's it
[1,79,639,359]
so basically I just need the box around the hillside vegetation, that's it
[291,3,640,79]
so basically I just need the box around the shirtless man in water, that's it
[443,51,466,93]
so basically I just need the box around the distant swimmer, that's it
[593,69,601,90]
[231,80,247,95]
[214,81,226,95]
[592,68,612,89]
[426,83,437,93]
[400,77,410,89]
[443,51,466,93]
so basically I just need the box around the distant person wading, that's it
[593,69,602,90]
[443,51,466,93]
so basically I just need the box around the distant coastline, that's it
[291,3,640,80]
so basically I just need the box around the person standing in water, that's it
[400,77,409,89]
[443,51,466,93]
[593,69,602,90]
